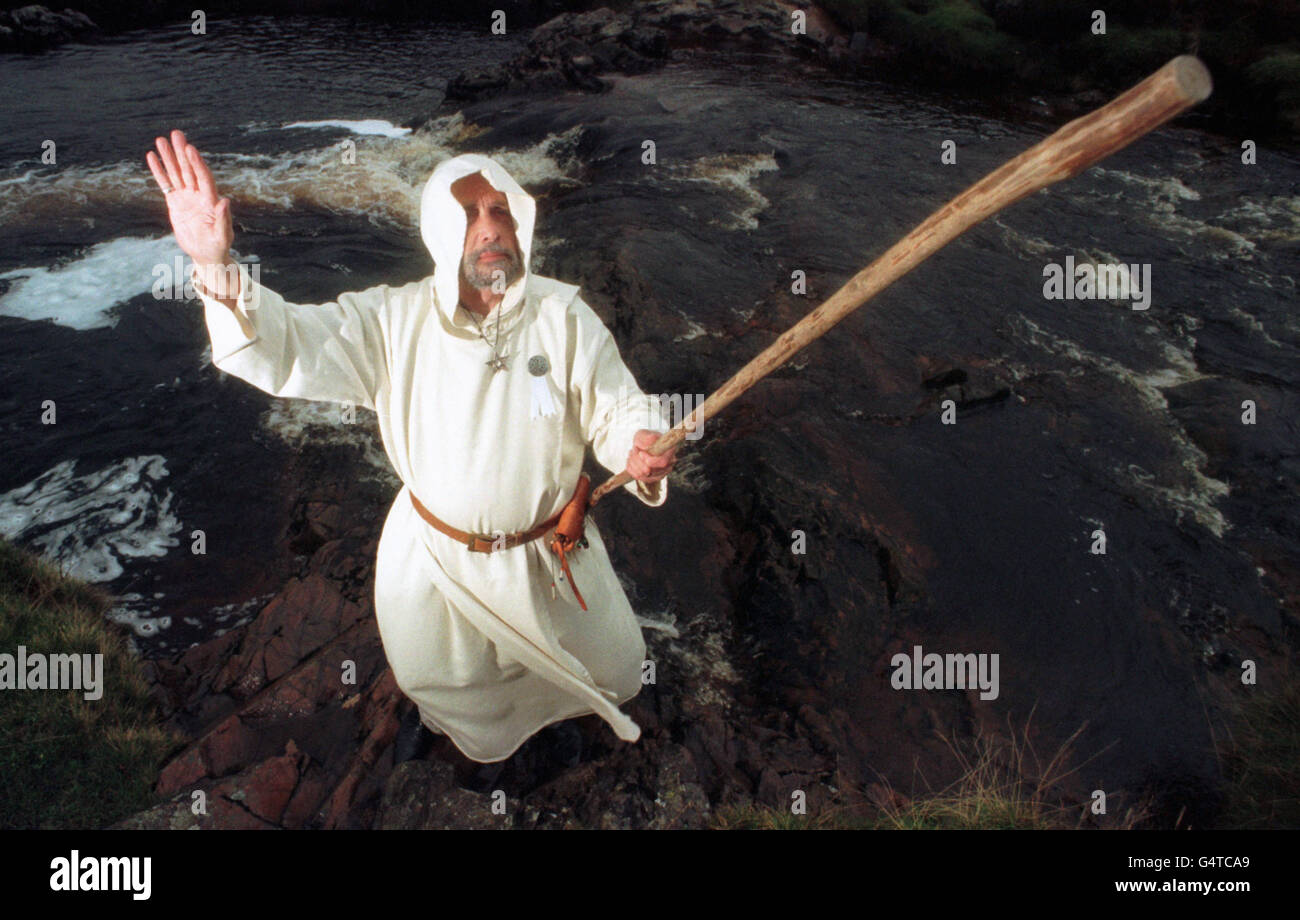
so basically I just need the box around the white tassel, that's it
[530,373,557,419]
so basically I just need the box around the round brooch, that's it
[527,354,550,377]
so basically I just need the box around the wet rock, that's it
[209,742,307,825]
[443,0,842,103]
[117,740,308,830]
[377,760,519,829]
[211,572,367,700]
[646,743,711,828]
[0,5,99,53]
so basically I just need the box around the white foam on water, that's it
[105,593,172,638]
[0,115,587,333]
[635,610,681,638]
[0,114,580,235]
[486,124,585,188]
[1210,194,1300,248]
[639,620,681,638]
[673,315,714,343]
[994,217,1055,261]
[0,235,184,330]
[616,571,679,637]
[673,152,779,231]
[670,621,741,711]
[666,451,711,495]
[205,592,275,628]
[1162,215,1257,261]
[1090,167,1201,202]
[282,118,412,137]
[1007,314,1229,537]
[0,456,184,583]
[1225,303,1287,349]
[258,399,400,487]
[1081,168,1266,263]
[0,162,151,227]
[1215,197,1295,240]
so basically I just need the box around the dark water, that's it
[1,18,1297,815]
[0,16,525,644]
[446,60,1299,817]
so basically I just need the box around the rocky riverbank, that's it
[114,427,860,829]
[8,0,1296,137]
[0,5,98,51]
[113,0,908,831]
[445,0,850,101]
[107,0,1296,830]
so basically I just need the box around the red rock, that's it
[282,769,332,829]
[204,796,278,830]
[203,714,257,777]
[213,573,366,700]
[236,746,306,825]
[156,744,209,797]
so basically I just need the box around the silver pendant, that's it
[486,353,509,372]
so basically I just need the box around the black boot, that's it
[394,705,436,764]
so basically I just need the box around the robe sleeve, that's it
[573,302,670,508]
[191,261,390,412]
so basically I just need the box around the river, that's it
[1,15,1296,822]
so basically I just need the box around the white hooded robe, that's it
[191,153,670,763]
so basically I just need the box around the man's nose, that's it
[471,213,501,245]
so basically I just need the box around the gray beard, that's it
[461,246,524,290]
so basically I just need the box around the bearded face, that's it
[452,173,526,294]
[460,241,524,291]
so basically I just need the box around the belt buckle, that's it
[468,533,495,553]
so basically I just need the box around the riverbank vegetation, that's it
[0,537,178,828]
[818,0,1300,138]
[1216,675,1300,829]
[711,713,1150,829]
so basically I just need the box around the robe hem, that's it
[413,682,642,765]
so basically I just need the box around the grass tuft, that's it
[712,705,1151,830]
[0,537,182,829]
[1215,672,1300,829]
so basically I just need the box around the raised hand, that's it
[146,129,233,268]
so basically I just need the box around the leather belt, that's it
[409,491,562,553]
[407,477,592,611]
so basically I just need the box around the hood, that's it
[419,153,537,332]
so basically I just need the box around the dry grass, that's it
[1212,669,1300,829]
[712,705,1153,830]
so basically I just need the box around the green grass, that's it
[0,537,181,828]
[1246,47,1300,132]
[1216,673,1300,829]
[822,0,1021,79]
[816,0,1300,135]
[1072,25,1193,85]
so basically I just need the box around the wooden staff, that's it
[591,54,1212,507]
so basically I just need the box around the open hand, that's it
[146,129,233,267]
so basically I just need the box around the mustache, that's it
[466,243,519,262]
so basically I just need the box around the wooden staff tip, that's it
[1169,55,1213,104]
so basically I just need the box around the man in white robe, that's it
[153,133,676,765]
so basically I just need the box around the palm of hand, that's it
[146,129,232,267]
